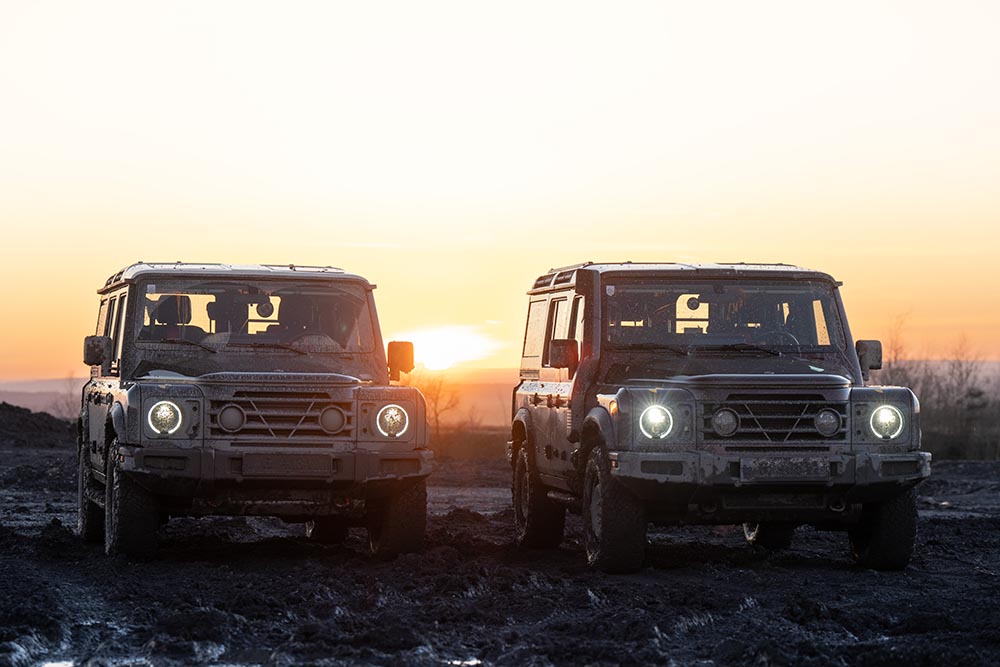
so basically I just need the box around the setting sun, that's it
[392,325,503,371]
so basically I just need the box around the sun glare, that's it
[392,326,501,371]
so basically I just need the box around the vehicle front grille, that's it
[700,394,848,445]
[208,390,354,445]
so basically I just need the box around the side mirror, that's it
[84,335,113,371]
[387,341,415,381]
[856,339,883,381]
[548,339,579,374]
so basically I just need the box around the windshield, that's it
[602,278,850,368]
[129,278,378,376]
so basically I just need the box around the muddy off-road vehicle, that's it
[79,263,430,557]
[510,262,930,573]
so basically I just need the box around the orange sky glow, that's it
[1,1,998,379]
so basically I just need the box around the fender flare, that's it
[579,407,615,470]
[510,408,535,470]
[109,402,127,444]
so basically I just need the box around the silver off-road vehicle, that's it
[79,263,430,557]
[510,262,930,573]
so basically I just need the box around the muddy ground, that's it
[1,426,999,666]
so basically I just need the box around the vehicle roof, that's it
[529,262,839,293]
[99,262,372,294]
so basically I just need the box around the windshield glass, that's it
[603,278,847,354]
[130,278,378,376]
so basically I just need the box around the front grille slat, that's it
[702,394,847,446]
[208,390,353,446]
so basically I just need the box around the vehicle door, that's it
[85,290,128,471]
[533,292,577,483]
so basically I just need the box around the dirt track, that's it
[2,441,1000,667]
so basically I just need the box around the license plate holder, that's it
[740,457,830,482]
[242,453,333,477]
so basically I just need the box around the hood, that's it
[137,370,363,386]
[622,373,852,390]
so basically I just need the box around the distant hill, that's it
[0,402,75,447]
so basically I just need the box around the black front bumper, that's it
[609,450,930,524]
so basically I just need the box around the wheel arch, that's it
[511,408,533,470]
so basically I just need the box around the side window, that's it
[542,298,570,366]
[569,295,585,344]
[111,295,128,374]
[104,296,118,340]
[96,299,109,336]
[521,299,548,360]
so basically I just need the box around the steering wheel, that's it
[761,330,801,348]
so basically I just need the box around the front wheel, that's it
[848,489,918,570]
[368,479,427,557]
[582,449,646,573]
[512,447,565,548]
[77,444,104,543]
[743,523,796,550]
[104,442,159,557]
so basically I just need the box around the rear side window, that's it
[522,299,548,359]
[96,299,109,336]
[542,297,570,366]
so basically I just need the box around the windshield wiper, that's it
[692,343,782,356]
[159,338,217,354]
[619,343,690,355]
[226,341,308,356]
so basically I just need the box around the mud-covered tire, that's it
[582,448,646,573]
[368,479,427,557]
[848,488,918,570]
[743,522,795,550]
[306,518,349,545]
[77,445,104,543]
[104,442,159,557]
[512,447,565,548]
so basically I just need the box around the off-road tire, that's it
[77,444,104,543]
[743,522,796,550]
[583,448,646,573]
[306,518,350,545]
[104,441,159,557]
[368,479,427,557]
[848,488,918,570]
[512,447,565,548]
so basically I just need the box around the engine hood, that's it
[137,370,364,386]
[622,373,853,390]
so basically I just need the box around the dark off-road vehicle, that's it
[79,263,430,557]
[510,262,930,573]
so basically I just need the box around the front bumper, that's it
[117,444,432,516]
[609,449,930,524]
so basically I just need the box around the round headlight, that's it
[814,408,842,437]
[376,404,409,438]
[148,400,183,435]
[319,406,347,434]
[870,405,904,439]
[639,405,673,439]
[217,404,246,433]
[711,409,740,437]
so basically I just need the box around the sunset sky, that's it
[1,1,998,379]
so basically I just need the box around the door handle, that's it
[530,393,543,406]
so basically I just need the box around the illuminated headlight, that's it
[639,405,673,439]
[148,400,183,435]
[376,404,409,438]
[869,405,904,440]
